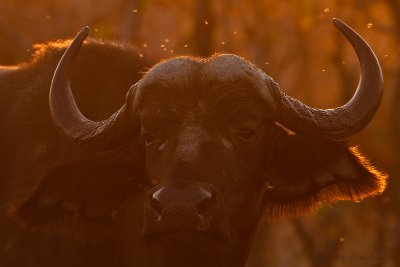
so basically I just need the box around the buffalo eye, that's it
[142,133,156,146]
[237,128,255,142]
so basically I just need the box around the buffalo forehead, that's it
[203,54,275,108]
[139,57,198,87]
[202,54,265,83]
[139,55,276,110]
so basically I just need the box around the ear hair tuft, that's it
[264,147,387,219]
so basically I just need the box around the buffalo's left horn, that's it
[273,18,383,140]
[49,27,136,149]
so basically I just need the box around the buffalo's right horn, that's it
[49,27,137,149]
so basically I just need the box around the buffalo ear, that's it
[8,154,146,243]
[262,133,387,218]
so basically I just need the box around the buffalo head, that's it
[14,19,386,267]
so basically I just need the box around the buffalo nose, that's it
[147,182,219,220]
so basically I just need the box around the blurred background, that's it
[0,0,399,266]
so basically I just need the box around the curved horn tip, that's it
[76,26,90,39]
[332,18,342,24]
[332,18,349,31]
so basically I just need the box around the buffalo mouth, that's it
[144,229,229,267]
[145,228,228,243]
[144,228,229,253]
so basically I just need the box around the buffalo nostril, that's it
[195,193,217,216]
[149,197,164,218]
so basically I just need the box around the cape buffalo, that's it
[0,18,387,267]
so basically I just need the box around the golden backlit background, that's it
[0,0,399,266]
